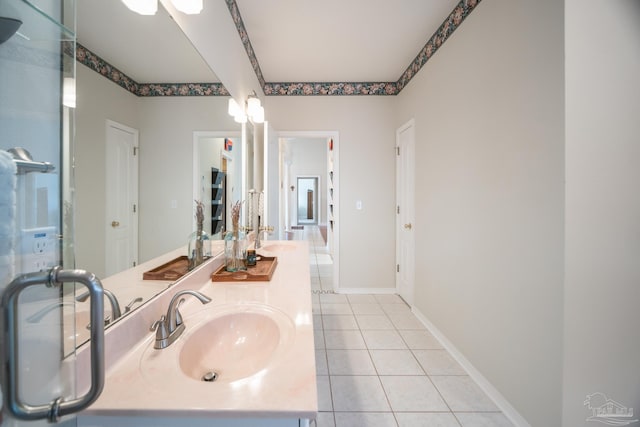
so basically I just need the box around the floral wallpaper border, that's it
[76,43,229,97]
[77,0,481,97]
[263,82,398,96]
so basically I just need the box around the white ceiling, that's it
[236,0,460,82]
[77,0,460,86]
[76,0,220,83]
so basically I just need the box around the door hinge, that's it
[396,147,400,156]
[397,205,400,214]
[133,146,138,156]
[133,261,137,267]
[397,264,400,273]
[133,204,137,213]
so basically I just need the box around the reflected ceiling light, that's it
[121,0,158,15]
[172,0,203,14]
[63,77,76,108]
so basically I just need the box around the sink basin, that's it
[259,243,295,253]
[180,312,281,382]
[140,304,295,386]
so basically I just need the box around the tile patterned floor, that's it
[292,226,516,427]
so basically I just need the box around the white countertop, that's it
[78,240,317,421]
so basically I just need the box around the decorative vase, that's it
[224,226,247,272]
[188,200,210,270]
[187,230,211,270]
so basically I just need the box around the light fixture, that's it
[172,0,203,14]
[252,105,264,124]
[121,0,158,15]
[122,0,203,15]
[228,98,241,117]
[246,94,261,117]
[63,77,76,108]
[234,112,248,124]
[227,91,265,124]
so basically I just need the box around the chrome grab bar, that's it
[1,266,105,422]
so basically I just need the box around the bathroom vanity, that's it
[75,241,317,427]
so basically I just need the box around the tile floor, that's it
[293,226,515,427]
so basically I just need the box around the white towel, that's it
[0,150,16,287]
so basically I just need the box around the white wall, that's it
[394,0,565,424]
[76,67,239,274]
[265,96,396,290]
[75,65,140,278]
[563,1,640,425]
[137,96,238,262]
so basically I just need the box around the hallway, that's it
[294,226,514,427]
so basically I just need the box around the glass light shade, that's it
[121,0,158,15]
[63,77,76,108]
[247,96,261,117]
[228,98,241,117]
[252,106,264,123]
[234,112,248,123]
[171,0,203,14]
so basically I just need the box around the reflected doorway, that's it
[297,177,319,225]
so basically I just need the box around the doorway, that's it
[278,131,340,290]
[105,120,139,276]
[297,177,319,225]
[396,120,416,306]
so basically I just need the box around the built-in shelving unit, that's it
[328,139,335,254]
[211,168,225,235]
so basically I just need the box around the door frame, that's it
[395,119,416,306]
[278,130,340,291]
[105,120,139,276]
[192,131,241,234]
[295,175,321,225]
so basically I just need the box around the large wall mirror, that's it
[70,0,243,348]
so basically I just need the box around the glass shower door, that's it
[0,1,87,425]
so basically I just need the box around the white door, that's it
[396,120,416,306]
[105,121,138,276]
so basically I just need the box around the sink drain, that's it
[202,371,219,382]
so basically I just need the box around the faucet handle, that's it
[124,297,143,314]
[150,315,169,341]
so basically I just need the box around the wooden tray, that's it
[211,256,278,282]
[143,256,190,281]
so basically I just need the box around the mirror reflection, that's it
[71,1,244,347]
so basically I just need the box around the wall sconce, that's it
[121,0,203,15]
[228,91,265,124]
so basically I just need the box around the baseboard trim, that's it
[337,287,397,295]
[411,307,531,427]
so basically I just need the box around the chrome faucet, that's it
[76,288,122,324]
[150,290,211,349]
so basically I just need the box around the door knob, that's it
[111,221,120,228]
[404,223,412,230]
